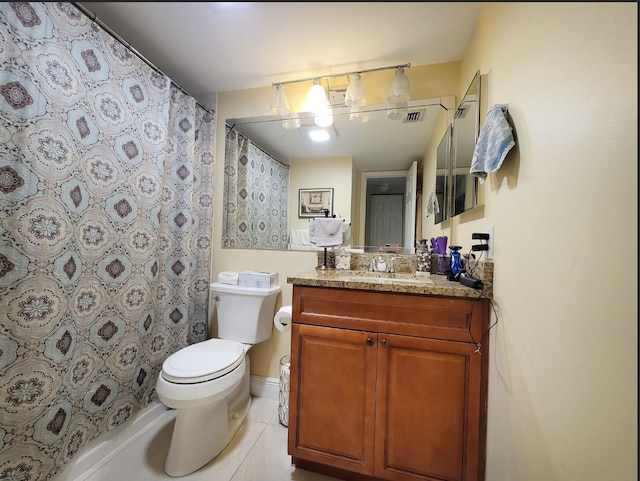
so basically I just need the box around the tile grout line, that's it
[228,415,276,481]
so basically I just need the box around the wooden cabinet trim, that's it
[295,285,489,343]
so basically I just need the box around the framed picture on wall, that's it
[298,188,333,218]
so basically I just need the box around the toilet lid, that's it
[161,339,245,384]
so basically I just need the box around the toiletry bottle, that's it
[416,239,431,272]
[449,246,462,280]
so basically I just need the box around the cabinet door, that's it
[374,334,484,481]
[288,324,377,475]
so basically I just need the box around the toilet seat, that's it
[161,339,244,384]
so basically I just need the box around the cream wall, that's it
[446,3,636,481]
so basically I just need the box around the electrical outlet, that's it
[486,226,494,260]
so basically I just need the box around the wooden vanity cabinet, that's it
[288,286,490,481]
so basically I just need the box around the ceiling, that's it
[77,2,481,97]
[76,2,481,174]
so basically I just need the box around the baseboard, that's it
[250,375,279,400]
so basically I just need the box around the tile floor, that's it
[83,397,341,481]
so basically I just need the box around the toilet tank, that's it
[211,282,281,344]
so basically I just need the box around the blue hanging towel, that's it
[470,104,515,181]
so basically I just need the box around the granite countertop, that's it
[287,269,489,299]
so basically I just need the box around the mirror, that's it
[435,125,452,224]
[450,70,481,216]
[224,99,450,252]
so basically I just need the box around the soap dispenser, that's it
[416,239,431,272]
[449,245,462,280]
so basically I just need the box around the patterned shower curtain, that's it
[0,3,214,480]
[222,126,289,249]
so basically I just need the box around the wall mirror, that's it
[435,125,452,224]
[224,99,451,252]
[450,70,481,216]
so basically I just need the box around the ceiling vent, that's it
[454,106,468,119]
[402,109,424,123]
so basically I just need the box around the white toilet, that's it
[156,281,281,477]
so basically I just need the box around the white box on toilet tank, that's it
[238,271,278,288]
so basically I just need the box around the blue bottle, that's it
[449,246,462,277]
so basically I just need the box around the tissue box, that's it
[238,271,278,288]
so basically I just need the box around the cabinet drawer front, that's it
[294,286,488,343]
[288,324,377,475]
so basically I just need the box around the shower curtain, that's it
[222,126,289,249]
[0,3,215,480]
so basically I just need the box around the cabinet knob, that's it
[366,337,374,346]
[381,339,389,348]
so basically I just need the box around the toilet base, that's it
[163,357,251,477]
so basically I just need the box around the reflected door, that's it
[368,194,404,247]
[404,161,417,252]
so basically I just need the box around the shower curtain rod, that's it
[225,123,287,168]
[72,2,213,114]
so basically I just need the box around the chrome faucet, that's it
[369,256,401,273]
[388,257,401,274]
[370,256,387,272]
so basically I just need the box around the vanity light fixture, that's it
[300,79,333,128]
[271,62,410,129]
[270,84,289,117]
[387,67,411,103]
[345,73,366,107]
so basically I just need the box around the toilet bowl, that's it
[155,282,280,477]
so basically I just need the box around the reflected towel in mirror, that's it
[309,217,343,247]
[425,184,440,217]
[470,104,515,182]
[290,229,311,246]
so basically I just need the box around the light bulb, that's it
[304,80,328,113]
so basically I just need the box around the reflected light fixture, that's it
[387,100,408,120]
[349,105,369,123]
[282,113,301,130]
[387,67,411,103]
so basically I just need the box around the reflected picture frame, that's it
[298,188,333,218]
